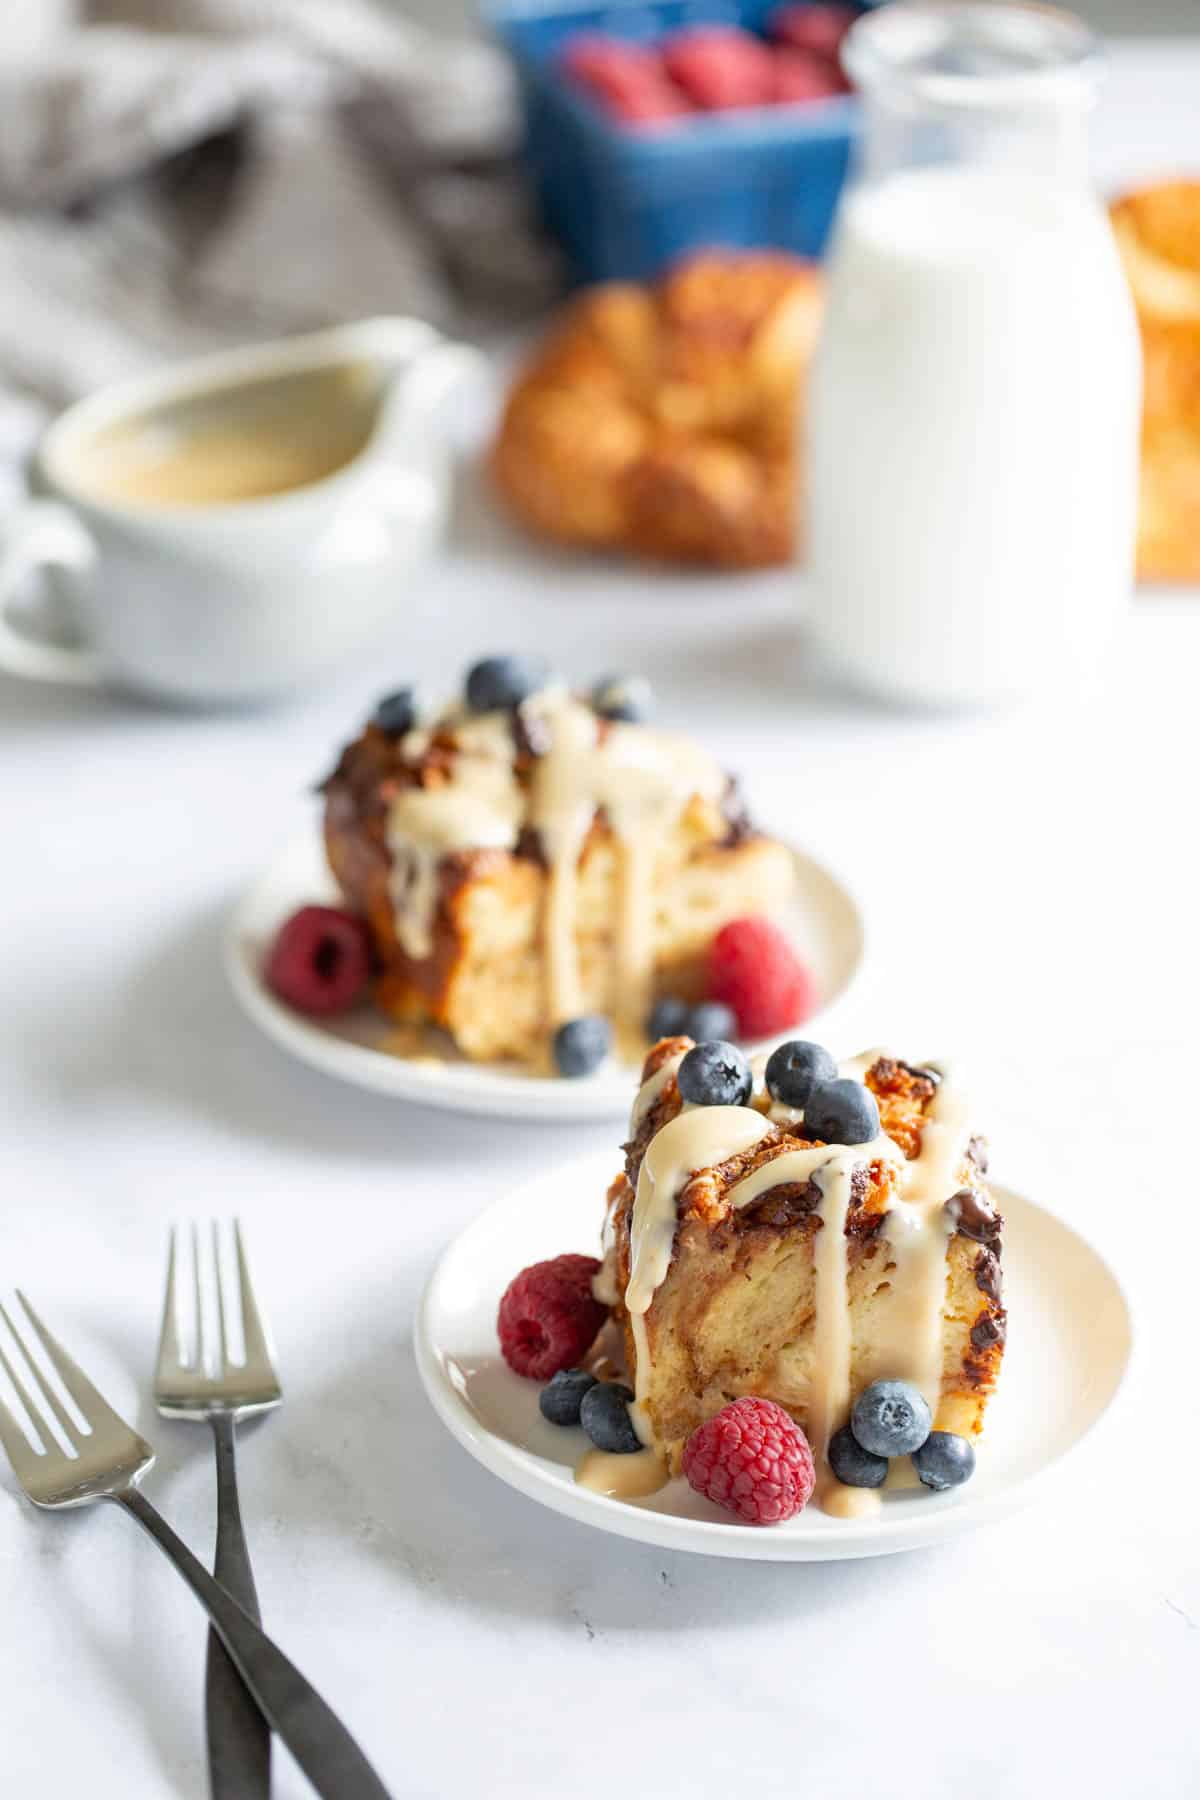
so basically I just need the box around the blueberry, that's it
[539,1368,598,1428]
[677,1040,753,1108]
[591,674,653,723]
[466,655,552,713]
[580,1381,641,1454]
[850,1380,932,1459]
[912,1431,976,1492]
[827,1423,888,1489]
[803,1077,880,1146]
[552,1014,612,1078]
[764,1039,837,1110]
[646,996,689,1041]
[686,1001,738,1043]
[373,686,417,738]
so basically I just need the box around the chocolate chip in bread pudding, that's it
[971,1309,1007,1351]
[720,774,755,846]
[947,1187,1002,1248]
[513,823,547,868]
[735,1177,824,1230]
[899,1059,942,1088]
[973,1246,1002,1303]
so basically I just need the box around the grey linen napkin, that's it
[0,0,562,509]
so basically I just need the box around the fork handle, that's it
[115,1488,393,1800]
[206,1413,270,1800]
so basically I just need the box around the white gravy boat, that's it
[0,317,482,705]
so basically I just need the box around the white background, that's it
[2,37,1199,1800]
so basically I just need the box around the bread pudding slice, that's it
[322,673,794,1065]
[601,1041,1004,1512]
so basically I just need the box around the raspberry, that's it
[264,905,371,1016]
[772,46,848,103]
[497,1255,607,1381]
[563,35,691,126]
[603,86,691,126]
[564,34,659,82]
[707,916,816,1039]
[769,4,858,60]
[683,1397,815,1524]
[662,27,776,110]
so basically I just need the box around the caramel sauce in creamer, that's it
[384,690,725,1033]
[605,1052,976,1519]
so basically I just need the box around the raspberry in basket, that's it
[662,26,776,110]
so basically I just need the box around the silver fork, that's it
[155,1223,280,1800]
[0,1292,392,1800]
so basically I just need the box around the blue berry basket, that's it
[487,0,870,283]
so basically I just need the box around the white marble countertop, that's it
[3,37,1200,1800]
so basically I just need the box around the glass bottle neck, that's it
[854,84,1092,188]
[843,3,1099,190]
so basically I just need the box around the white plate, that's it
[415,1151,1134,1560]
[225,831,864,1121]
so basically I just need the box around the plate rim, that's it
[413,1153,1136,1561]
[224,827,868,1121]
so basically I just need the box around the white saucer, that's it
[224,831,864,1121]
[415,1151,1133,1559]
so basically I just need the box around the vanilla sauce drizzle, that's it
[629,1049,686,1133]
[723,1129,904,1516]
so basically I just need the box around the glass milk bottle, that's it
[806,3,1141,707]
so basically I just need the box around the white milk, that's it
[806,164,1142,707]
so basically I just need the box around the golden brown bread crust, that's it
[1111,182,1200,320]
[607,1049,1004,1469]
[322,721,794,1063]
[1111,181,1200,582]
[490,251,822,569]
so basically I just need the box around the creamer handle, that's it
[0,498,102,686]
[372,340,488,458]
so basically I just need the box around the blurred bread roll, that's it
[1111,180,1200,582]
[490,251,822,569]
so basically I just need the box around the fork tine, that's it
[0,1385,41,1483]
[155,1226,187,1377]
[212,1220,230,1375]
[14,1293,131,1436]
[0,1336,53,1455]
[0,1300,80,1448]
[234,1222,271,1370]
[191,1222,205,1376]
